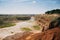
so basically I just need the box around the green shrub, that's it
[21,27,32,31]
[16,17,31,20]
[0,23,16,28]
[32,25,40,30]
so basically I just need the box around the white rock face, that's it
[30,16,35,22]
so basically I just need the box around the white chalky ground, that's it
[0,17,37,40]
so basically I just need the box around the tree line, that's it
[45,9,60,14]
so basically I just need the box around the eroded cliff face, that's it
[3,32,33,40]
[35,14,60,31]
[3,14,60,40]
[3,27,60,40]
[25,27,60,40]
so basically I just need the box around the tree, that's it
[45,9,60,14]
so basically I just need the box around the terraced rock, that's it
[35,14,59,31]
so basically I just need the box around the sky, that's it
[0,0,60,14]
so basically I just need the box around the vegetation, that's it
[16,17,31,20]
[32,25,40,30]
[21,27,32,31]
[0,22,15,28]
[20,25,41,31]
[0,15,31,28]
[45,9,60,14]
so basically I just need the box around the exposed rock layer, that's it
[3,27,60,40]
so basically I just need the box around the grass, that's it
[21,27,32,31]
[0,23,16,28]
[21,25,41,31]
[32,25,40,30]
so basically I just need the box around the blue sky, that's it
[0,0,60,14]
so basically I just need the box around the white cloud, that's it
[32,1,36,4]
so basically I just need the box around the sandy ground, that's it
[0,20,37,40]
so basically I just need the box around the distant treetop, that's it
[45,9,60,14]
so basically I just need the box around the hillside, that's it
[2,14,60,40]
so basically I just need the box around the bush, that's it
[32,25,40,30]
[16,17,31,20]
[21,27,32,31]
[0,23,16,28]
